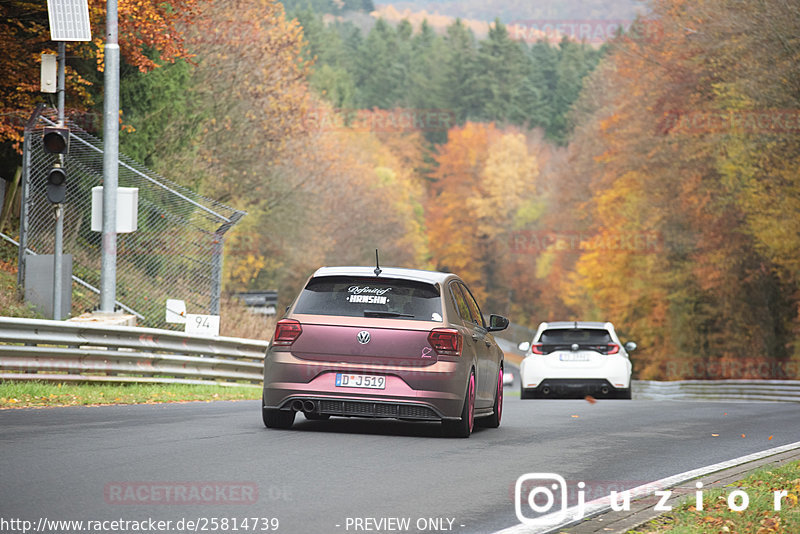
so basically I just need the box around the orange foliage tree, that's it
[426,122,541,313]
[223,100,430,303]
[553,0,800,378]
[0,0,198,150]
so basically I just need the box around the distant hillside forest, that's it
[290,8,605,143]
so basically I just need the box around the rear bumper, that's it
[520,356,631,391]
[263,349,467,419]
[269,396,447,420]
[525,378,628,398]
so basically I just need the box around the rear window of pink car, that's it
[293,276,443,321]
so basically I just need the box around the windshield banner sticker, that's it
[347,295,389,304]
[347,286,392,304]
[348,286,392,296]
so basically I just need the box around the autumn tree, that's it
[166,0,311,205]
[553,0,800,378]
[426,122,541,312]
[0,0,198,151]
[224,101,429,304]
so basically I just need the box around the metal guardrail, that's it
[2,317,798,400]
[634,379,800,403]
[0,317,267,387]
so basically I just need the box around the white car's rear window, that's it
[540,329,612,344]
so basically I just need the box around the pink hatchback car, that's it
[262,266,509,437]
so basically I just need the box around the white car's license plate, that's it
[335,373,386,389]
[559,353,589,361]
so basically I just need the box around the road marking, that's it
[495,439,800,534]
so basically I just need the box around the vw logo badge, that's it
[357,331,371,344]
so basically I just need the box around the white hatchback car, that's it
[518,321,635,399]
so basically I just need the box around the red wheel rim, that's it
[497,368,503,423]
[468,372,475,433]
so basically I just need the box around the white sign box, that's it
[91,186,138,233]
[41,54,57,93]
[185,314,220,337]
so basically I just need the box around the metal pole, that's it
[100,0,119,313]
[52,42,66,320]
[57,42,65,125]
[18,129,30,290]
[18,105,44,290]
[53,204,63,319]
[210,233,223,315]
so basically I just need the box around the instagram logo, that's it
[514,474,585,526]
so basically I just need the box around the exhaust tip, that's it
[601,387,610,395]
[303,400,316,412]
[542,387,550,395]
[291,400,304,412]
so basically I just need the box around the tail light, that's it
[428,328,462,356]
[607,343,620,355]
[272,319,302,346]
[531,343,545,355]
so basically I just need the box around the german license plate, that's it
[335,374,386,389]
[559,353,589,361]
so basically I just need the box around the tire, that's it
[442,370,475,438]
[478,367,503,428]
[304,412,331,421]
[262,394,296,429]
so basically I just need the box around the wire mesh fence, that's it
[19,107,245,327]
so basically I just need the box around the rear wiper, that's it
[363,310,415,318]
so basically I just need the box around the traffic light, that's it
[43,127,69,203]
[46,164,67,204]
[42,126,69,154]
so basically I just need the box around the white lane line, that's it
[495,439,800,534]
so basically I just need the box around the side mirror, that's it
[624,341,637,352]
[518,341,531,352]
[487,314,509,332]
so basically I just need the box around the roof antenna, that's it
[374,249,382,277]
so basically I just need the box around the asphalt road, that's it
[2,392,800,534]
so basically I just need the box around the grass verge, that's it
[0,380,261,408]
[631,460,800,533]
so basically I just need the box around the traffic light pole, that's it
[100,0,119,313]
[57,42,65,124]
[53,42,65,319]
[53,204,63,319]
